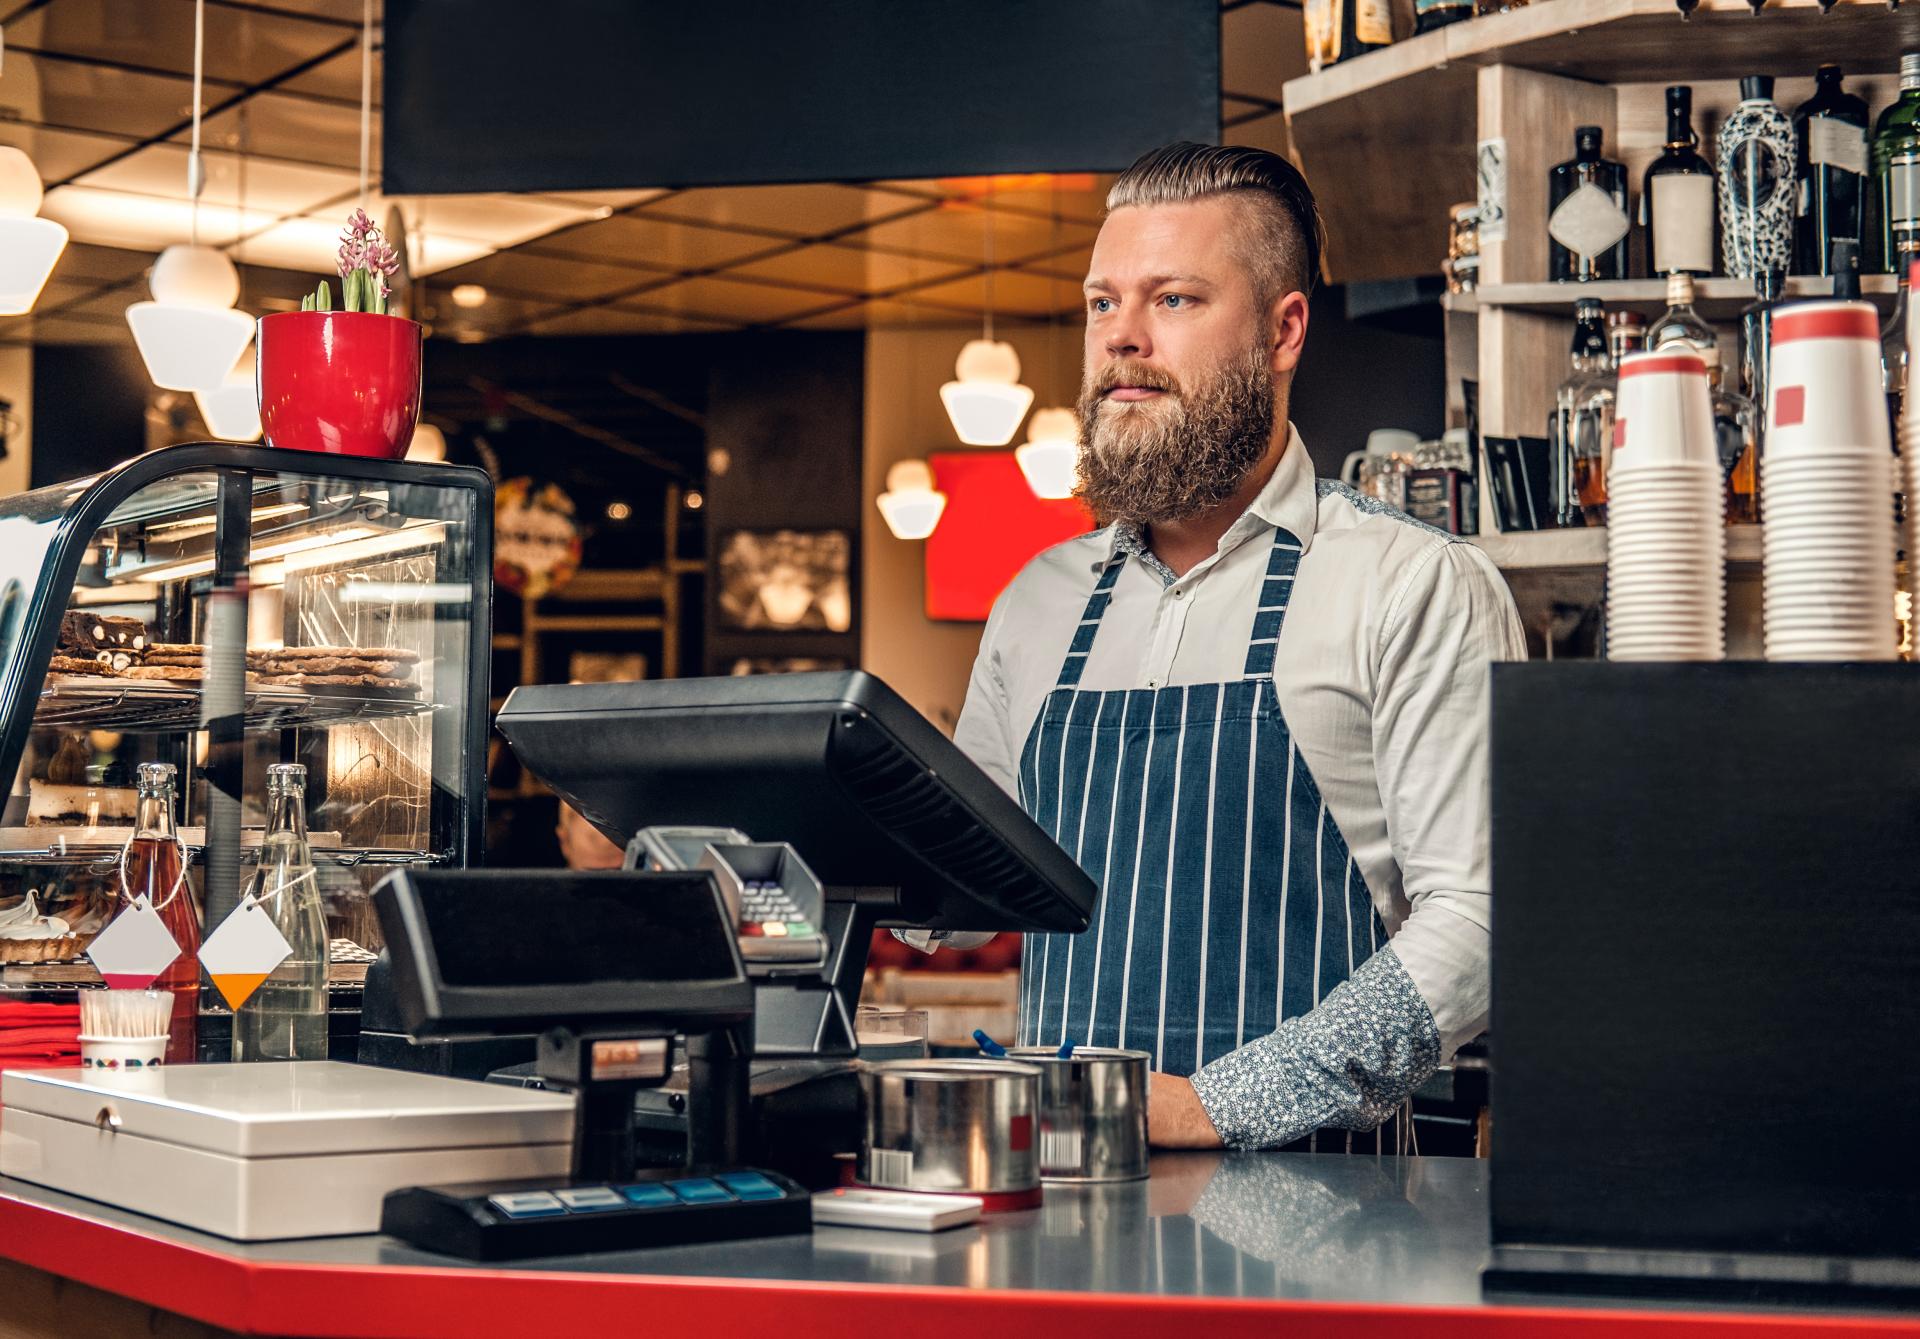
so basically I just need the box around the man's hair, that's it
[1104,142,1324,308]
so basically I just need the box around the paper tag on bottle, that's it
[86,896,182,990]
[198,900,292,1011]
[1549,182,1630,261]
[1807,116,1868,178]
[1651,174,1714,275]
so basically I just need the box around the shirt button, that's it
[1173,589,1186,601]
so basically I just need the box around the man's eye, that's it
[1163,294,1187,308]
[1090,297,1113,314]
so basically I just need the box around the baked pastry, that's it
[48,655,113,677]
[271,645,420,664]
[257,672,415,690]
[248,655,410,678]
[0,890,86,964]
[121,665,206,682]
[59,612,148,655]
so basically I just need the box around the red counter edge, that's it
[2,1192,1916,1339]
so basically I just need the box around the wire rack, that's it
[35,676,434,733]
[0,843,443,869]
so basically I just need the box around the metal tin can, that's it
[1007,1047,1150,1183]
[857,1058,1042,1195]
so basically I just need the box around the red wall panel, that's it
[924,451,1094,622]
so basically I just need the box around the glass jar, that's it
[1445,203,1481,293]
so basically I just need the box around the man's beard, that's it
[1074,339,1276,527]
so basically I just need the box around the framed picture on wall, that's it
[716,529,853,633]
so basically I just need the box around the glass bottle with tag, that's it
[1549,126,1630,282]
[1649,274,1759,524]
[1643,86,1717,279]
[1873,53,1920,273]
[1570,311,1648,525]
[119,763,199,1064]
[232,764,328,1062]
[1793,65,1870,276]
[1550,298,1608,527]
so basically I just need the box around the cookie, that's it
[143,643,205,657]
[121,665,207,683]
[265,644,420,664]
[49,656,112,677]
[258,673,416,690]
[248,655,409,678]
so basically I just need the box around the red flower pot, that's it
[256,310,423,459]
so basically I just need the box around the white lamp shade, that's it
[1016,405,1080,499]
[0,148,45,218]
[886,459,936,493]
[941,338,1033,446]
[0,217,68,315]
[127,302,256,392]
[193,350,261,441]
[940,379,1035,446]
[877,487,947,541]
[149,244,241,308]
[407,422,448,463]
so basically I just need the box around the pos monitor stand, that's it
[494,671,1098,1181]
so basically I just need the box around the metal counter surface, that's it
[3,1153,1914,1338]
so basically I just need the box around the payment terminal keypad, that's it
[738,880,815,943]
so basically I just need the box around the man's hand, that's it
[1148,1071,1223,1149]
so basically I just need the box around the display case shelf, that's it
[33,678,435,734]
[1451,275,1898,320]
[0,841,442,869]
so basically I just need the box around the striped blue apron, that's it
[1017,526,1388,1092]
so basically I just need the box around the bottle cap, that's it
[1904,52,1920,82]
[1575,297,1605,318]
[266,763,307,788]
[1665,84,1691,109]
[135,762,177,787]
[1816,63,1842,81]
[1665,272,1694,305]
[1739,75,1774,102]
[1575,125,1603,151]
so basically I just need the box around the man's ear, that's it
[1269,290,1310,378]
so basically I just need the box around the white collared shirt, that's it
[953,426,1525,1053]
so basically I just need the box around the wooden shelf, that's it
[1471,524,1763,570]
[1466,274,1898,320]
[1283,0,1917,283]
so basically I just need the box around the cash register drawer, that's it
[0,1061,573,1240]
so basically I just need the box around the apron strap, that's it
[1054,556,1126,689]
[1242,528,1305,680]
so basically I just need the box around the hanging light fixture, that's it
[193,347,261,441]
[1016,406,1079,500]
[126,0,253,392]
[940,201,1032,446]
[0,148,69,315]
[406,422,448,463]
[877,460,947,541]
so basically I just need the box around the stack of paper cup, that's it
[1606,350,1726,661]
[1762,300,1895,662]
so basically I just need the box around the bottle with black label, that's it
[1414,0,1474,32]
[1642,86,1717,278]
[1793,65,1870,276]
[1549,126,1630,282]
[1873,53,1920,272]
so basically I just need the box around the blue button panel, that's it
[666,1178,735,1205]
[487,1191,566,1219]
[715,1172,786,1202]
[616,1183,679,1208]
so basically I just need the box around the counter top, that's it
[0,1154,1913,1338]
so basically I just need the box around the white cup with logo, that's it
[1765,301,1891,461]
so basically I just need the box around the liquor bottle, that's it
[1303,0,1392,71]
[1649,273,1760,524]
[1475,0,1526,13]
[119,763,199,1064]
[1571,311,1648,525]
[1414,0,1474,32]
[1793,65,1870,276]
[1872,53,1920,272]
[232,764,328,1062]
[1549,126,1630,282]
[1643,86,1717,278]
[1740,268,1785,446]
[1549,299,1608,527]
[1719,77,1798,281]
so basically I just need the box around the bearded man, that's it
[947,143,1525,1151]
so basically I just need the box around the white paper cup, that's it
[79,1033,168,1072]
[1765,301,1891,461]
[1608,351,1718,472]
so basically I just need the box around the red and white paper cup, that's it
[1765,301,1890,460]
[1610,350,1719,474]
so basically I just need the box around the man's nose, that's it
[1102,308,1152,360]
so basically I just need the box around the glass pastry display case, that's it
[0,444,491,1050]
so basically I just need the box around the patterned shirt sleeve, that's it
[1188,946,1442,1150]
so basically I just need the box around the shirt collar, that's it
[1095,423,1320,575]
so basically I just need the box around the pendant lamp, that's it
[940,203,1032,446]
[877,459,947,541]
[406,422,448,463]
[126,0,254,392]
[1015,406,1079,500]
[193,347,261,441]
[0,148,69,315]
